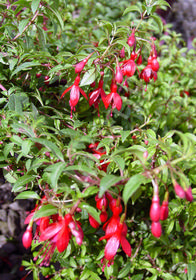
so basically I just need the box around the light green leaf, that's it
[33,204,58,219]
[13,175,35,192]
[80,69,96,86]
[11,62,41,77]
[118,262,131,278]
[44,162,67,189]
[123,5,141,16]
[80,203,100,223]
[151,15,163,32]
[123,174,148,204]
[15,191,41,200]
[99,175,122,197]
[188,263,196,280]
[31,0,40,14]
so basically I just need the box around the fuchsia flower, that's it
[22,225,33,249]
[160,200,169,221]
[60,74,88,118]
[127,29,136,47]
[120,58,136,77]
[150,194,161,222]
[103,81,122,114]
[174,182,185,199]
[185,187,193,202]
[89,73,106,116]
[140,65,157,91]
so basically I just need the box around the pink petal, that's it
[24,212,35,224]
[39,223,62,241]
[60,85,72,99]
[79,87,88,100]
[103,93,113,109]
[89,89,99,106]
[105,216,119,235]
[104,235,120,260]
[70,85,80,107]
[113,92,122,111]
[120,236,132,257]
[56,225,69,252]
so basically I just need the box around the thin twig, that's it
[12,10,39,41]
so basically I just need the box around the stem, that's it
[12,10,39,41]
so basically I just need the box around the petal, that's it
[56,225,70,252]
[70,85,80,107]
[39,222,62,242]
[105,216,119,235]
[79,87,88,100]
[60,85,72,99]
[103,93,113,109]
[104,235,120,260]
[113,92,122,111]
[120,236,132,257]
[89,89,99,106]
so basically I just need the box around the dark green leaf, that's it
[33,204,58,219]
[13,175,35,192]
[15,191,41,200]
[99,175,122,197]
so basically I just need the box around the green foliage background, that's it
[0,0,196,279]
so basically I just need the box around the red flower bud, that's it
[151,58,159,72]
[160,201,169,221]
[115,66,123,84]
[151,221,162,238]
[100,211,108,223]
[120,47,125,58]
[89,215,100,228]
[185,187,193,202]
[22,226,33,249]
[174,182,185,199]
[127,31,136,47]
[75,59,88,73]
[150,195,160,222]
[136,54,142,65]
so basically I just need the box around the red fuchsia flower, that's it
[60,74,88,118]
[120,58,136,78]
[88,142,110,172]
[103,80,122,115]
[173,181,185,199]
[151,221,162,238]
[74,53,93,73]
[140,65,157,91]
[185,187,193,202]
[100,221,131,262]
[150,194,161,222]
[95,194,108,223]
[68,220,84,245]
[89,73,106,116]
[127,29,136,47]
[22,225,33,249]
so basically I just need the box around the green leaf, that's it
[65,165,97,176]
[80,203,100,223]
[187,263,196,280]
[15,191,41,200]
[123,5,141,16]
[31,138,64,162]
[44,162,67,189]
[13,175,35,192]
[80,69,96,86]
[99,175,122,197]
[31,0,40,14]
[151,15,163,32]
[46,7,64,31]
[22,140,32,156]
[118,262,131,278]
[33,204,58,219]
[123,174,148,204]
[18,19,29,34]
[120,130,130,143]
[11,62,41,77]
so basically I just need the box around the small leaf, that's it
[120,130,130,143]
[151,15,163,32]
[187,263,196,280]
[123,5,141,16]
[31,0,40,14]
[33,204,58,219]
[44,162,67,189]
[99,175,122,197]
[31,138,64,162]
[11,62,41,77]
[123,174,148,204]
[80,203,100,223]
[80,69,96,86]
[13,175,35,192]
[118,262,131,278]
[15,191,41,200]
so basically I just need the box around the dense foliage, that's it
[0,0,196,279]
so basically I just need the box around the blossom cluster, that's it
[60,31,160,118]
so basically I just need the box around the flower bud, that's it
[89,215,100,228]
[120,47,125,58]
[100,211,108,223]
[160,201,169,221]
[136,54,142,65]
[150,195,160,222]
[151,221,162,238]
[22,226,32,249]
[174,182,185,199]
[115,66,123,84]
[185,187,193,202]
[127,31,136,47]
[151,58,159,72]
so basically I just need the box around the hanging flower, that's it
[60,74,88,118]
[103,80,122,115]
